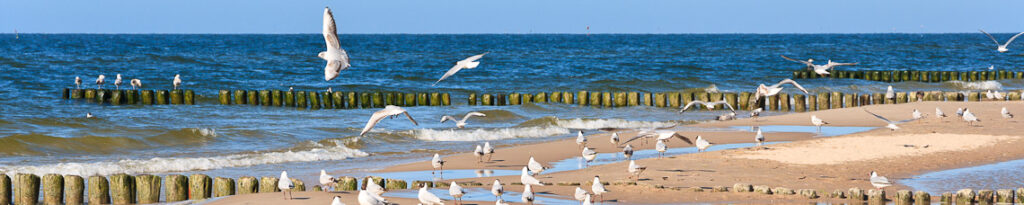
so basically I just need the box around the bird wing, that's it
[679,101,707,113]
[582,149,596,156]
[980,29,1001,45]
[440,115,457,123]
[621,132,655,144]
[325,60,342,76]
[403,111,419,126]
[709,100,736,112]
[323,7,341,50]
[827,61,858,67]
[1006,31,1024,46]
[780,55,813,66]
[360,110,391,136]
[673,133,694,145]
[863,109,893,123]
[433,64,465,86]
[772,79,809,93]
[462,111,486,121]
[461,52,490,63]
[870,176,890,184]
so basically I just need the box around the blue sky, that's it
[1,0,1022,34]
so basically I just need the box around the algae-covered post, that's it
[135,174,160,204]
[213,177,235,197]
[109,173,135,205]
[164,175,187,202]
[88,175,110,205]
[64,175,83,205]
[42,174,63,205]
[237,176,258,195]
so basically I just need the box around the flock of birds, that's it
[76,74,181,90]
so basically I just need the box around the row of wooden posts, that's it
[792,69,1021,82]
[727,183,1024,204]
[217,90,452,108]
[61,89,196,105]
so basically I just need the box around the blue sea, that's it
[1,34,1022,184]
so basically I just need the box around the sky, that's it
[1,0,1022,34]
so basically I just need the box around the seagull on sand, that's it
[885,86,895,100]
[520,167,545,186]
[320,170,336,191]
[755,127,765,148]
[483,142,495,161]
[360,105,418,136]
[591,176,609,203]
[986,90,1004,100]
[609,133,619,145]
[522,184,536,205]
[963,108,980,125]
[365,178,385,196]
[956,108,965,117]
[431,153,445,176]
[172,74,182,90]
[575,187,589,204]
[418,185,444,205]
[278,171,294,200]
[491,179,504,200]
[441,112,486,128]
[655,140,667,158]
[1003,107,1014,119]
[113,74,122,90]
[750,108,763,121]
[752,79,809,107]
[319,7,351,81]
[870,171,892,190]
[495,199,510,205]
[449,181,466,205]
[434,52,489,86]
[332,196,346,205]
[527,157,547,175]
[864,109,914,131]
[695,136,712,152]
[130,79,141,90]
[628,160,647,182]
[75,76,82,89]
[95,75,105,89]
[678,100,735,113]
[576,131,587,149]
[936,107,948,119]
[811,115,830,132]
[622,144,634,160]
[474,145,485,163]
[581,147,597,167]
[781,55,858,76]
[979,29,1024,53]
[912,109,926,121]
[358,190,388,205]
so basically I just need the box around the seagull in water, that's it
[483,142,495,161]
[628,160,646,183]
[74,76,82,89]
[449,181,466,205]
[527,157,547,175]
[752,79,809,108]
[278,171,294,200]
[695,136,712,152]
[95,75,105,89]
[130,79,141,90]
[320,170,336,192]
[491,179,504,200]
[319,7,351,81]
[172,74,182,90]
[440,112,486,128]
[979,29,1024,53]
[418,185,444,205]
[522,184,535,205]
[781,55,858,76]
[575,187,589,204]
[870,171,892,190]
[86,112,94,119]
[864,109,914,132]
[581,147,598,167]
[434,52,489,86]
[1003,107,1014,119]
[113,74,122,90]
[431,153,445,176]
[358,190,388,205]
[811,115,829,132]
[520,167,545,186]
[591,176,609,203]
[360,105,418,136]
[622,144,634,160]
[755,127,765,148]
[963,108,980,126]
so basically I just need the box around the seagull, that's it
[575,187,589,204]
[278,171,295,200]
[520,167,544,186]
[678,100,736,113]
[441,112,486,128]
[75,76,82,89]
[936,107,947,119]
[750,108,763,121]
[113,74,122,90]
[963,108,980,126]
[474,145,485,163]
[582,194,593,205]
[628,160,646,182]
[986,90,1004,100]
[491,179,504,200]
[527,157,547,175]
[360,105,419,136]
[715,113,737,121]
[655,140,667,159]
[431,153,445,176]
[434,52,489,86]
[365,178,385,196]
[885,86,894,100]
[172,74,182,90]
[956,108,965,117]
[576,131,587,149]
[869,171,892,190]
[418,185,444,205]
[1003,107,1014,119]
[332,196,346,205]
[979,29,1024,53]
[755,127,765,148]
[320,7,351,81]
[522,184,535,205]
[695,136,712,152]
[581,147,597,167]
[781,55,858,76]
[591,176,608,203]
[86,112,94,119]
[811,115,830,132]
[912,109,925,121]
[752,79,809,106]
[864,109,913,131]
[320,169,336,192]
[358,190,388,205]
[483,142,495,161]
[449,181,466,205]
[130,79,141,90]
[990,65,995,70]
[495,199,510,205]
[622,144,634,160]
[95,75,105,89]
[609,133,619,145]
[622,130,692,145]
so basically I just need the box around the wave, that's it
[410,117,677,141]
[945,80,1002,90]
[0,141,368,176]
[0,128,219,156]
[552,118,679,130]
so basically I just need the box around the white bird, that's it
[494,199,510,205]
[750,108,763,120]
[582,194,593,205]
[963,108,980,126]
[86,112,94,119]
[319,7,351,81]
[483,142,495,162]
[360,105,419,136]
[95,75,105,89]
[678,100,736,113]
[628,160,646,182]
[591,176,608,203]
[912,109,925,120]
[781,55,858,76]
[418,185,444,205]
[574,187,589,204]
[172,74,181,90]
[520,167,544,186]
[365,178,385,196]
[440,112,486,128]
[1003,107,1014,119]
[609,133,619,145]
[695,136,712,152]
[521,184,535,205]
[490,179,504,200]
[956,107,965,117]
[434,52,489,86]
[979,29,1024,53]
[278,171,295,200]
[811,115,830,132]
[332,196,346,205]
[473,145,485,163]
[865,109,913,131]
[990,65,995,70]
[449,181,466,205]
[431,153,445,176]
[527,157,547,175]
[622,144,634,160]
[576,131,587,149]
[320,169,336,191]
[581,147,597,167]
[358,190,388,205]
[869,171,892,190]
[130,79,141,90]
[755,127,765,147]
[885,86,894,100]
[655,140,667,158]
[113,74,123,90]
[622,130,692,145]
[752,79,809,105]
[986,90,1004,100]
[75,76,82,89]
[936,107,947,119]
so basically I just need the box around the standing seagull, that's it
[581,147,597,167]
[130,79,141,90]
[622,144,634,160]
[474,145,485,163]
[527,157,547,175]
[979,29,1024,53]
[449,181,466,205]
[935,107,947,119]
[95,75,105,89]
[319,7,351,81]
[520,167,545,186]
[278,171,295,200]
[360,105,419,136]
[755,127,765,148]
[75,76,82,89]
[358,190,388,205]
[483,142,495,162]
[433,52,489,86]
[431,153,445,176]
[752,79,809,108]
[418,185,444,205]
[332,196,346,205]
[574,187,589,204]
[963,108,980,126]
[609,133,619,145]
[490,179,504,200]
[591,176,609,203]
[440,112,486,128]
[113,74,123,90]
[811,115,830,132]
[172,74,182,90]
[695,136,712,152]
[365,178,385,196]
[1002,107,1014,119]
[655,140,667,158]
[628,160,646,183]
[912,109,925,121]
[781,55,858,76]
[870,171,892,190]
[320,170,336,192]
[750,108,763,121]
[576,131,587,149]
[885,86,895,100]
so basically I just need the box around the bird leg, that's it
[487,153,493,162]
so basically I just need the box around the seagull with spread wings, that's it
[440,112,486,128]
[434,52,489,86]
[752,79,809,107]
[864,109,916,132]
[781,55,858,76]
[319,7,351,81]
[678,100,736,113]
[980,29,1024,53]
[360,105,418,136]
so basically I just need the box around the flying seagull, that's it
[434,52,489,86]
[360,105,418,136]
[440,112,486,128]
[979,29,1024,53]
[678,100,736,113]
[320,7,351,81]
[781,55,858,76]
[864,109,915,131]
[753,79,809,107]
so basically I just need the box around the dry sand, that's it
[735,133,1019,165]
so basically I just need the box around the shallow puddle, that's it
[901,158,1024,194]
[730,125,875,137]
[382,187,578,204]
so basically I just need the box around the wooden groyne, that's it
[792,70,1021,82]
[62,89,196,105]
[217,90,452,109]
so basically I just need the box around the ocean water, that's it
[1,34,1023,183]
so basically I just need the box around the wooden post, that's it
[550,92,562,103]
[42,174,63,205]
[309,91,321,109]
[404,93,416,106]
[614,92,626,107]
[257,90,270,106]
[15,174,39,205]
[233,90,246,105]
[383,92,395,106]
[347,92,359,108]
[296,91,308,108]
[467,93,477,105]
[778,93,790,111]
[392,92,403,106]
[956,189,975,204]
[561,92,573,104]
[943,92,960,102]
[807,95,817,111]
[441,93,451,106]
[84,89,97,101]
[987,71,997,81]
[724,93,738,110]
[184,90,195,105]
[109,173,135,205]
[843,93,855,108]
[189,174,212,200]
[817,93,829,110]
[1009,91,1021,101]
[335,177,357,191]
[64,175,83,205]
[967,92,980,102]
[588,92,600,106]
[829,92,841,109]
[237,177,258,195]
[577,91,588,106]
[213,177,235,197]
[793,94,806,112]
[384,179,407,190]
[894,190,911,205]
[1016,188,1024,203]
[154,90,169,105]
[330,92,343,108]
[858,94,869,106]
[96,89,109,104]
[970,71,979,81]
[170,90,184,105]
[290,179,306,191]
[284,91,296,106]
[164,175,187,202]
[996,189,1013,203]
[124,90,138,104]
[881,71,891,82]
[272,90,283,106]
[768,95,779,111]
[643,93,653,106]
[247,90,259,106]
[482,94,493,106]
[521,93,533,104]
[977,189,994,204]
[88,175,110,205]
[738,92,751,110]
[872,93,883,105]
[867,189,885,204]
[913,191,930,205]
[533,92,547,103]
[695,92,710,108]
[509,93,521,105]
[627,92,639,106]
[941,192,953,204]
[430,93,442,106]
[710,93,724,109]
[896,92,909,103]
[415,93,427,106]
[600,92,611,107]
[653,93,666,107]
[134,175,159,204]
[361,177,384,190]
[109,90,124,105]
[219,90,231,105]
[259,177,279,193]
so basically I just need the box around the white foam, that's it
[946,80,1002,90]
[554,118,677,130]
[1,143,367,176]
[412,126,570,141]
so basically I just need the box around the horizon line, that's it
[2,32,1012,35]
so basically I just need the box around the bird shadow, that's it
[659,169,716,173]
[286,197,311,200]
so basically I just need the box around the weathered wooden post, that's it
[233,90,246,105]
[170,90,184,105]
[941,192,953,204]
[872,93,883,105]
[967,92,980,102]
[738,92,751,110]
[977,189,994,204]
[309,91,321,109]
[642,93,652,106]
[807,95,818,111]
[577,91,589,106]
[384,179,407,190]
[495,94,506,106]
[1016,188,1024,203]
[259,90,271,106]
[189,174,212,200]
[970,71,979,81]
[296,90,309,108]
[404,93,416,106]
[134,174,160,204]
[84,89,97,101]
[587,92,600,106]
[533,92,546,103]
[767,95,779,111]
[956,189,975,204]
[724,93,738,110]
[614,92,626,107]
[259,177,279,193]
[913,191,930,205]
[335,177,358,191]
[626,92,639,106]
[13,174,38,205]
[430,93,442,106]
[896,92,908,104]
[246,90,259,106]
[666,92,680,108]
[653,93,666,107]
[817,93,829,110]
[109,90,124,105]
[996,189,1014,203]
[867,189,885,204]
[96,89,110,104]
[894,190,912,205]
[219,90,231,105]
[709,92,723,109]
[125,90,138,104]
[987,71,997,81]
[561,92,573,104]
[88,175,110,205]
[164,175,187,202]
[109,173,135,204]
[332,92,345,108]
[290,179,306,191]
[64,175,83,205]
[154,90,169,105]
[843,93,855,108]
[213,177,235,197]
[509,93,521,105]
[481,94,493,106]
[829,92,841,109]
[383,92,395,106]
[184,90,195,105]
[848,187,866,201]
[361,177,384,190]
[284,91,296,106]
[272,90,283,106]
[441,93,451,106]
[467,93,477,105]
[348,92,359,108]
[237,177,258,195]
[778,93,790,111]
[40,174,62,205]
[521,93,534,104]
[550,92,562,103]
[793,94,806,112]
[392,92,403,106]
